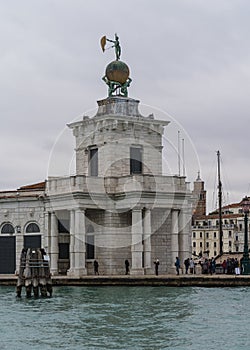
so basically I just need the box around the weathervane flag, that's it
[100,36,106,52]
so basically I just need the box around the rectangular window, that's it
[58,219,70,233]
[229,241,232,247]
[214,242,217,248]
[193,242,196,248]
[214,232,216,238]
[86,235,95,259]
[200,242,202,248]
[193,232,196,238]
[200,232,202,238]
[130,147,142,174]
[89,148,98,176]
[214,251,217,256]
[206,242,209,248]
[206,232,209,239]
[58,243,69,259]
[236,236,238,241]
[228,231,232,237]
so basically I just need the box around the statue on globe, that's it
[100,34,132,97]
[101,33,121,61]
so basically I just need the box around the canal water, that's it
[1,285,250,350]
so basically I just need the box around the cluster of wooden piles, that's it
[16,248,53,298]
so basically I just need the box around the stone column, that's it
[170,209,179,274]
[50,212,59,275]
[143,208,152,274]
[74,208,87,277]
[130,208,144,275]
[179,207,192,264]
[67,209,75,276]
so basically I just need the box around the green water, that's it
[1,286,250,349]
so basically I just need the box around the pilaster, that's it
[130,208,144,275]
[67,209,76,276]
[179,208,192,263]
[143,208,152,274]
[15,228,23,274]
[74,208,87,277]
[50,212,59,275]
[170,209,179,273]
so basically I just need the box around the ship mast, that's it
[217,150,223,255]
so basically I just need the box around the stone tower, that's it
[45,37,193,276]
[192,172,206,222]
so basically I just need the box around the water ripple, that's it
[1,286,250,349]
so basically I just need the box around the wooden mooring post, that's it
[16,248,53,298]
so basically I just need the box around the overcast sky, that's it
[1,0,250,212]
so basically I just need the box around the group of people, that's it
[93,259,161,275]
[200,258,216,274]
[174,256,242,275]
[175,257,196,275]
[221,257,240,275]
[93,256,243,276]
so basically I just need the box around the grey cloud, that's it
[0,0,250,208]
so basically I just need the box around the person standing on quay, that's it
[94,260,99,275]
[125,259,130,275]
[184,258,190,274]
[189,258,195,274]
[154,259,160,275]
[175,257,180,275]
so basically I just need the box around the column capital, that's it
[74,207,86,212]
[132,206,142,212]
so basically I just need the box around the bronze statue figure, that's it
[101,33,121,61]
[101,34,132,97]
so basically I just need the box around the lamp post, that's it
[241,196,250,275]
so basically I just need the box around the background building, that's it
[192,175,248,258]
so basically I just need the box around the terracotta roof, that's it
[0,181,46,199]
[18,181,46,191]
[194,213,243,220]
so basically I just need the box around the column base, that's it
[130,268,145,276]
[70,268,87,277]
[50,269,59,276]
[67,269,75,277]
[144,267,154,275]
[168,267,179,275]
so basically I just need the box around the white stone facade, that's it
[0,96,193,276]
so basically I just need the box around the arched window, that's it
[1,223,15,234]
[25,223,40,233]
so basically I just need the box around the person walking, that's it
[94,260,99,275]
[154,259,160,275]
[125,259,130,275]
[175,257,180,275]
